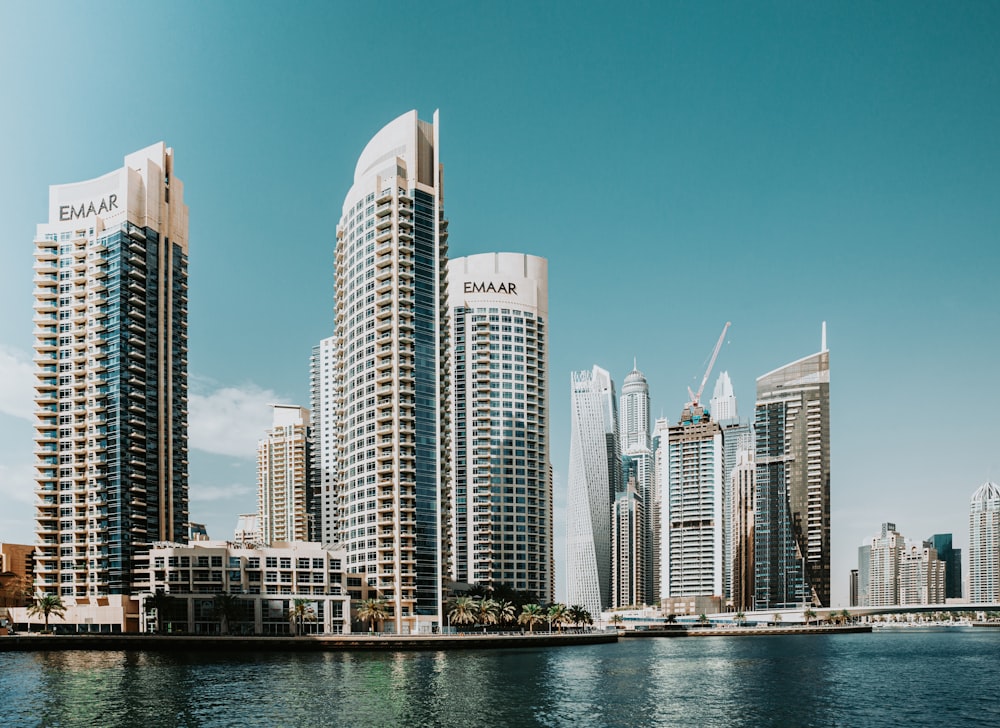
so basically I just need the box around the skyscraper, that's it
[612,480,644,608]
[257,405,313,544]
[661,403,723,607]
[567,365,620,616]
[333,111,449,633]
[928,533,962,600]
[867,522,905,607]
[969,481,1000,604]
[754,327,831,609]
[33,143,188,599]
[730,446,755,612]
[447,252,552,601]
[619,364,654,604]
[310,336,338,544]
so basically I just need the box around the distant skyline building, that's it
[969,481,1000,604]
[661,403,723,606]
[754,327,831,609]
[620,364,654,605]
[566,365,620,617]
[32,143,189,598]
[730,446,755,612]
[310,336,338,544]
[650,416,670,602]
[899,541,945,605]
[709,370,738,427]
[447,252,552,602]
[257,405,313,544]
[333,110,450,633]
[867,522,905,607]
[612,479,645,608]
[928,533,962,600]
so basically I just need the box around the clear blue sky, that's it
[1,1,998,607]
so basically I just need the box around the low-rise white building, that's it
[145,541,373,635]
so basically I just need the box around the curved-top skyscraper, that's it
[333,111,449,633]
[969,481,1000,604]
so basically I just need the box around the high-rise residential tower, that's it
[661,404,723,606]
[310,336,338,544]
[447,252,552,601]
[333,111,449,633]
[969,481,1000,604]
[566,365,620,616]
[928,533,962,600]
[33,143,188,598]
[619,364,654,604]
[257,405,313,544]
[754,327,831,609]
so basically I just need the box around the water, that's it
[2,629,998,727]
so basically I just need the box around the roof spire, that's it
[821,321,827,352]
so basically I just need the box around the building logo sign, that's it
[58,194,119,221]
[464,281,517,295]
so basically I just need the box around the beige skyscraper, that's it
[33,143,188,603]
[258,405,312,544]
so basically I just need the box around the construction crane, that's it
[687,321,731,408]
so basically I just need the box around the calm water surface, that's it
[2,629,998,727]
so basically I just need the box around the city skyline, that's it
[2,3,999,608]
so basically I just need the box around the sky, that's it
[1,1,998,608]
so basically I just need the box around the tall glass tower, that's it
[619,364,654,604]
[754,328,831,609]
[566,365,620,616]
[333,111,449,633]
[448,252,552,602]
[33,143,189,598]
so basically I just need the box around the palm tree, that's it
[27,593,66,632]
[475,598,498,633]
[840,609,852,624]
[772,612,783,626]
[213,592,243,635]
[610,613,624,629]
[734,611,746,627]
[803,608,817,626]
[697,613,710,627]
[356,598,389,633]
[567,604,592,630]
[288,598,316,636]
[519,603,545,633]
[547,603,568,633]
[495,599,517,628]
[447,596,477,630]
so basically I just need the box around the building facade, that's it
[612,480,645,608]
[310,336,338,544]
[868,523,905,607]
[333,110,450,633]
[754,331,830,609]
[969,481,1000,604]
[620,364,654,605]
[33,143,189,598]
[661,405,723,604]
[899,542,946,606]
[257,405,313,544]
[145,541,369,635]
[566,365,620,617]
[928,533,962,600]
[447,252,552,601]
[730,447,755,612]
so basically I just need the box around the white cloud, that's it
[190,482,254,502]
[188,380,289,458]
[0,346,34,421]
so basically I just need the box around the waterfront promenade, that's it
[0,630,618,652]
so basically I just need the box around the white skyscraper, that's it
[709,370,738,426]
[619,364,654,604]
[310,335,338,544]
[447,252,552,601]
[333,110,449,633]
[969,481,1000,604]
[567,365,620,616]
[661,404,723,607]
